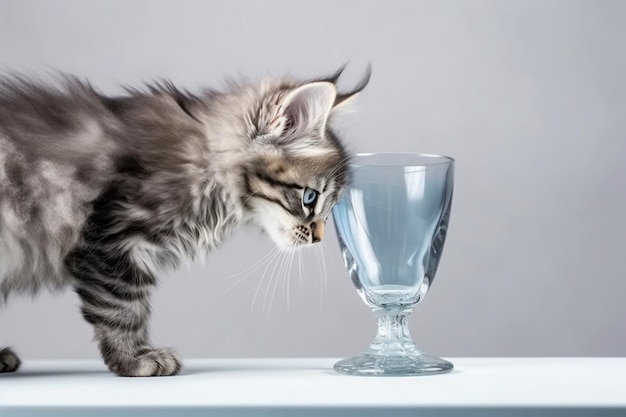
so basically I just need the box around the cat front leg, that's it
[69,249,182,377]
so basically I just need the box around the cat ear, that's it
[268,82,336,136]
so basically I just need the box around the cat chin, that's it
[274,240,313,252]
[258,224,311,250]
[264,229,299,251]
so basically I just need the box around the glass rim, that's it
[351,152,455,167]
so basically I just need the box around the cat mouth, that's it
[290,232,322,246]
[292,235,311,245]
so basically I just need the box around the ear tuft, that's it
[333,64,371,110]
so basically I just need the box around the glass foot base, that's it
[334,352,453,377]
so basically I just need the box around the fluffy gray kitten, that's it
[0,67,368,376]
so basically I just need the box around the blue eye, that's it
[303,188,318,206]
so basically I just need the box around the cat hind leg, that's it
[0,346,21,373]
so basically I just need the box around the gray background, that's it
[0,0,624,360]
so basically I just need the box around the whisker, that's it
[223,247,280,294]
[297,245,304,284]
[284,247,296,311]
[263,250,286,313]
[275,248,293,311]
[272,248,290,312]
[320,243,329,303]
[224,246,279,280]
[251,248,281,312]
[325,157,352,181]
[241,187,263,207]
[270,248,292,314]
[313,244,327,312]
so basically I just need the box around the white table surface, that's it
[1,358,625,416]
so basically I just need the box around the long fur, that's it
[0,69,367,376]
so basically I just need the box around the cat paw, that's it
[0,347,21,373]
[109,348,182,377]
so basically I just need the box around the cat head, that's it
[241,66,370,249]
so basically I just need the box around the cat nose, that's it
[310,221,325,243]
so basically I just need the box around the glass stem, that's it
[368,307,418,356]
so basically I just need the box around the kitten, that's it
[0,67,369,376]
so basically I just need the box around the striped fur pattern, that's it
[0,68,369,376]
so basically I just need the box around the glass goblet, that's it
[332,153,454,376]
